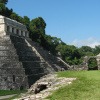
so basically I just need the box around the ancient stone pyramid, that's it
[0,15,70,90]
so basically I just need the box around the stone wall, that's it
[70,54,100,70]
[81,55,100,70]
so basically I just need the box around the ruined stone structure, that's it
[83,54,100,70]
[0,15,29,37]
[70,54,100,71]
[0,15,70,90]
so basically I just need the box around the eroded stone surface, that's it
[14,74,76,100]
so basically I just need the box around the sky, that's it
[7,0,100,48]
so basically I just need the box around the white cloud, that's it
[69,37,100,48]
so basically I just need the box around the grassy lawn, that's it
[0,90,27,96]
[0,90,27,100]
[47,70,100,100]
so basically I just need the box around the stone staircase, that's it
[0,35,28,90]
[0,35,70,90]
[26,39,70,71]
[10,35,51,87]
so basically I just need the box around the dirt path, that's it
[0,94,16,100]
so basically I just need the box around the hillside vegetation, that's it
[1,0,100,66]
[47,71,100,100]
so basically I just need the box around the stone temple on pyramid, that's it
[0,15,70,90]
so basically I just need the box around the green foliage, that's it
[0,0,8,16]
[17,16,24,23]
[88,58,98,70]
[79,46,94,56]
[4,8,13,17]
[56,44,82,65]
[10,13,19,21]
[29,17,46,43]
[93,45,100,55]
[46,36,62,55]
[0,3,12,17]
[30,17,46,34]
[23,16,30,30]
[47,71,100,100]
[0,3,6,15]
[80,46,92,52]
[0,90,27,96]
[0,0,8,4]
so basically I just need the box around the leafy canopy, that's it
[0,0,8,4]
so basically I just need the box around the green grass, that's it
[6,94,20,100]
[47,70,100,100]
[0,90,27,100]
[0,90,27,96]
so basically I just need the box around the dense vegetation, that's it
[47,71,100,100]
[88,58,98,70]
[0,1,100,66]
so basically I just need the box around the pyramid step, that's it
[0,51,18,56]
[14,45,33,52]
[17,51,37,56]
[24,67,47,75]
[0,61,23,68]
[0,36,11,41]
[22,61,46,69]
[0,41,12,44]
[19,56,40,61]
[14,43,31,49]
[12,42,29,46]
[0,56,19,61]
[0,55,41,61]
[15,43,35,51]
[0,68,25,75]
[10,35,26,43]
[0,46,16,50]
